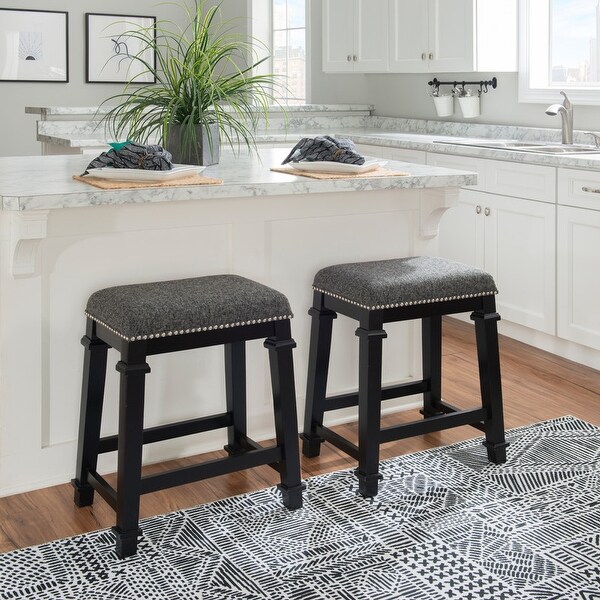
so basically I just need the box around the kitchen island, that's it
[0,148,475,495]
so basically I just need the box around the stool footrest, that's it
[227,434,282,473]
[98,412,233,454]
[87,469,117,510]
[324,380,429,412]
[317,425,359,460]
[432,400,486,432]
[141,445,282,495]
[380,407,487,443]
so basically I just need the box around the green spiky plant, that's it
[101,0,283,164]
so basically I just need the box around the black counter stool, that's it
[72,275,304,558]
[301,256,508,498]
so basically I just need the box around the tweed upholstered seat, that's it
[312,256,497,310]
[85,275,293,341]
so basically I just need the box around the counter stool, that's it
[301,256,508,498]
[71,275,304,558]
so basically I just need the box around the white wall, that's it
[0,1,193,157]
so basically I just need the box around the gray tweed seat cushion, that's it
[313,256,497,310]
[85,275,293,342]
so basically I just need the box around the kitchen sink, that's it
[434,139,600,155]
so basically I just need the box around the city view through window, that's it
[272,0,306,104]
[551,0,600,84]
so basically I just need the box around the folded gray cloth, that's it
[282,136,365,165]
[82,142,173,175]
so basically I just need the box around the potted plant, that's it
[101,0,281,165]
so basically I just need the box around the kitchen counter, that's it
[0,148,475,212]
[0,147,471,496]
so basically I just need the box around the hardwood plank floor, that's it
[1,317,599,553]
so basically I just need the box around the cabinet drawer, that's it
[558,168,600,211]
[426,152,485,190]
[485,160,555,203]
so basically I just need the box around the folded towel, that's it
[281,136,365,165]
[81,142,173,176]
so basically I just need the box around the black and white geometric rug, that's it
[2,416,600,599]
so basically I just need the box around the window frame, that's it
[519,0,600,104]
[250,0,310,105]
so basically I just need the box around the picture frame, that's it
[0,9,68,82]
[86,13,156,84]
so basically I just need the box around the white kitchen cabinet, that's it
[322,0,389,73]
[389,0,517,73]
[557,169,600,351]
[432,153,556,334]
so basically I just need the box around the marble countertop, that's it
[0,147,475,212]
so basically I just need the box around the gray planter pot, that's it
[166,123,220,166]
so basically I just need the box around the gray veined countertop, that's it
[0,147,476,211]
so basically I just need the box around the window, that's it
[520,0,600,103]
[250,0,307,105]
[272,0,306,104]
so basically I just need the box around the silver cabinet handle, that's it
[429,52,434,60]
[353,55,357,61]
[582,186,600,194]
[475,205,482,214]
[484,207,491,216]
[347,55,352,62]
[421,52,426,60]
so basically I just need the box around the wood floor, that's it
[1,317,599,554]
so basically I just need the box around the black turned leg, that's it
[421,315,443,418]
[113,343,150,559]
[224,341,247,456]
[301,292,337,458]
[72,319,109,507]
[355,323,387,498]
[471,298,508,464]
[265,320,304,510]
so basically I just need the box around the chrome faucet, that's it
[545,91,573,145]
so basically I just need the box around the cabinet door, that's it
[557,206,600,350]
[389,0,429,73]
[354,0,389,72]
[438,189,485,269]
[322,0,354,72]
[429,0,475,72]
[484,195,556,334]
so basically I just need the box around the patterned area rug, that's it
[2,416,600,599]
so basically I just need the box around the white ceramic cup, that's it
[433,95,454,117]
[458,95,480,118]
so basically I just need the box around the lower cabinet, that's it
[439,189,556,334]
[557,205,600,350]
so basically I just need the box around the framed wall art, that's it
[86,13,156,84]
[0,9,68,82]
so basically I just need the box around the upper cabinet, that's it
[323,0,517,74]
[389,0,517,73]
[322,0,389,73]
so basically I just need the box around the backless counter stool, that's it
[72,275,303,558]
[302,256,508,498]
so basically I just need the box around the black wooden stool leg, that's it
[265,320,304,510]
[355,322,386,498]
[421,315,443,418]
[113,343,151,559]
[224,341,247,455]
[301,292,337,458]
[472,298,508,464]
[72,319,109,507]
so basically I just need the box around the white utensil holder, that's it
[433,95,454,117]
[458,95,480,118]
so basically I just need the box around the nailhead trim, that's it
[312,286,497,311]
[85,312,293,342]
